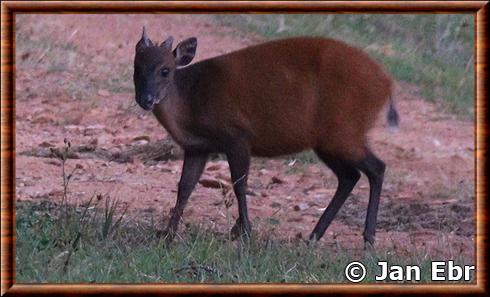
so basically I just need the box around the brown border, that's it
[1,1,488,296]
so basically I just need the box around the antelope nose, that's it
[145,94,154,105]
[137,94,155,110]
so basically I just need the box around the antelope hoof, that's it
[363,232,375,248]
[308,232,320,242]
[230,220,251,241]
[156,228,176,245]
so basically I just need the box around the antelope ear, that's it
[136,26,153,51]
[160,36,174,50]
[173,37,197,66]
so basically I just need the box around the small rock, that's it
[21,52,30,60]
[199,178,231,190]
[259,169,268,175]
[271,176,284,184]
[86,124,105,130]
[133,135,151,142]
[98,89,110,97]
[132,139,149,146]
[293,203,309,211]
[38,141,54,148]
[270,202,281,208]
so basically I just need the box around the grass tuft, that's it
[16,200,474,283]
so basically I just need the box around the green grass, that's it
[214,14,474,117]
[15,20,134,102]
[16,199,473,283]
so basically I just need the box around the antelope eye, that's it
[160,67,170,77]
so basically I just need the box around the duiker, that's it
[133,27,399,245]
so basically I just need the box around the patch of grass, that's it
[16,200,474,283]
[214,14,474,118]
[16,33,78,75]
[15,18,134,101]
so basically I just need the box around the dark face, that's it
[133,46,175,110]
[133,28,197,111]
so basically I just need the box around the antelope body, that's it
[133,28,399,245]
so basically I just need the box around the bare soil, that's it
[15,14,474,260]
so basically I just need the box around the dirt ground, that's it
[15,15,475,260]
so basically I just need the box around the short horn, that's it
[142,26,151,46]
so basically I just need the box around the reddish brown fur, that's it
[154,37,392,161]
[134,34,396,243]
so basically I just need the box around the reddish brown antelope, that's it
[133,27,399,245]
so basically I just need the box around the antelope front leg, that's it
[163,151,208,243]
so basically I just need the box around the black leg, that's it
[164,151,208,242]
[309,151,361,241]
[226,141,252,239]
[355,151,385,245]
